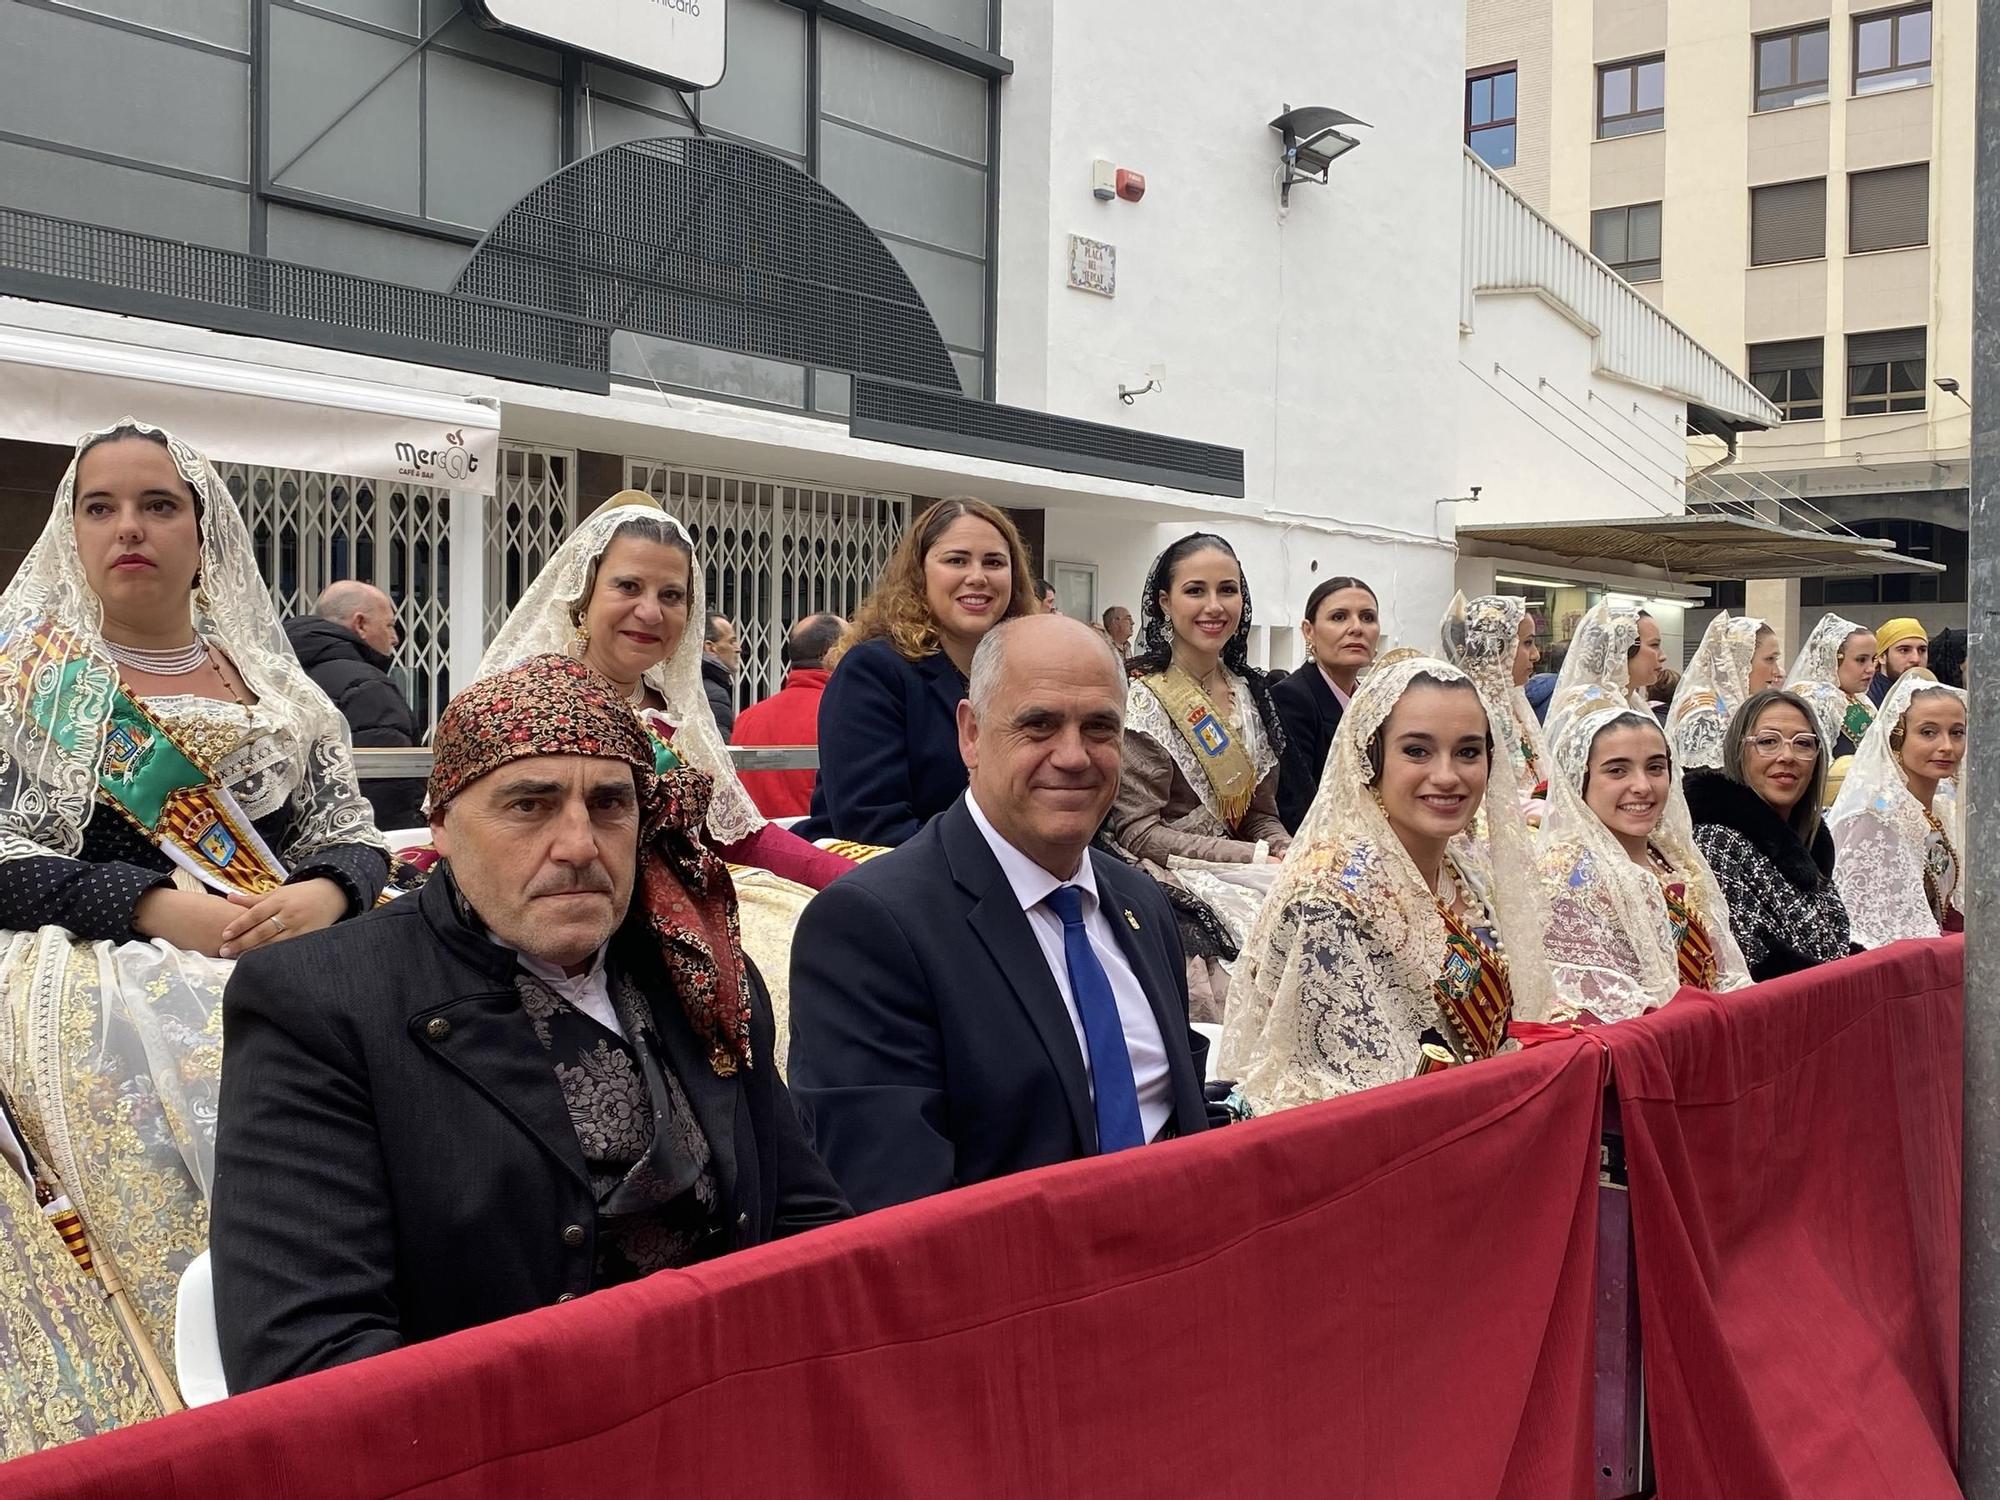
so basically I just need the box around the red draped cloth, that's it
[1,1040,1607,1498]
[1602,938,1962,1499]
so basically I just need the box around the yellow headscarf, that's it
[1874,617,1929,654]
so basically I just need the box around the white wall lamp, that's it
[1269,104,1369,207]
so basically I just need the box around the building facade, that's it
[1466,0,1972,644]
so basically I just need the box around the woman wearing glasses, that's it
[1683,690,1854,982]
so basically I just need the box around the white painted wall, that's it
[1456,290,1688,526]
[999,0,1468,652]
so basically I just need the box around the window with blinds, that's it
[1750,178,1827,265]
[1590,202,1662,281]
[1849,163,1929,252]
[1748,338,1824,420]
[1846,327,1927,415]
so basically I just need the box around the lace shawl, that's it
[1217,655,1556,1110]
[1828,672,1967,947]
[1534,705,1749,1020]
[1543,601,1652,757]
[1440,592,1549,805]
[0,417,383,869]
[1124,669,1277,838]
[475,501,764,846]
[1663,614,1766,773]
[1785,612,1873,751]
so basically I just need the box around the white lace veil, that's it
[0,417,378,864]
[1663,614,1767,773]
[1535,704,1749,1018]
[1827,671,1967,945]
[1785,612,1870,748]
[1544,600,1650,756]
[476,498,764,846]
[1216,655,1556,1109]
[1440,592,1549,799]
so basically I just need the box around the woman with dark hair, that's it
[1684,689,1854,982]
[1102,535,1291,1015]
[798,496,1036,847]
[1217,656,1555,1108]
[1927,627,1967,690]
[0,419,390,1439]
[1271,575,1379,830]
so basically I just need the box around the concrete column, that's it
[1744,578,1802,666]
[447,487,488,701]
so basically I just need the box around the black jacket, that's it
[1270,662,1345,833]
[788,796,1211,1214]
[283,615,424,831]
[211,867,849,1392]
[702,655,738,738]
[797,638,970,847]
[1684,769,1854,984]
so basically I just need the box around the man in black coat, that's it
[701,611,740,736]
[788,614,1212,1214]
[211,655,847,1392]
[284,581,424,830]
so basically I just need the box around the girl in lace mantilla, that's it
[1217,656,1555,1111]
[1535,706,1749,1023]
[1664,613,1786,773]
[1440,592,1550,823]
[1828,671,1967,946]
[0,419,389,1440]
[1784,613,1880,803]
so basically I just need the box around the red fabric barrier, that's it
[1603,938,1963,1500]
[2,1038,1606,1499]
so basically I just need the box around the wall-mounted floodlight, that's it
[1270,103,1369,207]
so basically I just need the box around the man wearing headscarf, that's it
[1870,617,1930,704]
[211,655,848,1392]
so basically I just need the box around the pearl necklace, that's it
[102,636,208,676]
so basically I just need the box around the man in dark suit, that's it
[788,613,1211,1213]
[211,655,846,1391]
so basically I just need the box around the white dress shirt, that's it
[517,945,622,1039]
[966,793,1174,1142]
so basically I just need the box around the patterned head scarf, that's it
[429,654,753,1076]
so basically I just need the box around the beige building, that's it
[1466,0,1972,645]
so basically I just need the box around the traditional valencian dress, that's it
[1534,704,1750,1022]
[1104,660,1291,1019]
[1786,612,1878,804]
[474,496,854,1067]
[1216,656,1557,1110]
[1663,613,1768,773]
[1541,600,1655,757]
[0,419,388,1447]
[1441,591,1551,820]
[1828,672,1968,947]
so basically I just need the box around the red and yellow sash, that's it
[1432,900,1514,1061]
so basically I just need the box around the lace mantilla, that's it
[1217,655,1556,1111]
[1828,671,1968,946]
[1440,592,1549,807]
[1664,614,1766,773]
[0,418,382,870]
[1542,601,1652,758]
[476,501,764,847]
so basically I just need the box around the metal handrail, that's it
[352,745,820,779]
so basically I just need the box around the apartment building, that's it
[1466,0,1972,641]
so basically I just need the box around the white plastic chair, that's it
[173,1250,229,1406]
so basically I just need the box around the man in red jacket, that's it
[731,612,846,818]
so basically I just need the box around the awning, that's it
[0,326,500,495]
[1457,512,1944,581]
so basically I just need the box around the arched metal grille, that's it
[455,137,962,394]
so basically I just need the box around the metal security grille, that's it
[455,137,963,394]
[0,207,600,388]
[220,462,455,728]
[623,458,907,708]
[484,443,579,645]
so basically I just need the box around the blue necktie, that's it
[1044,884,1146,1153]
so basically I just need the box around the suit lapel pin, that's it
[1123,908,1141,931]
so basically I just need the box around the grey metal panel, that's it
[267,4,423,213]
[0,136,252,249]
[265,203,473,290]
[698,0,810,157]
[0,3,250,181]
[820,19,988,163]
[818,120,986,257]
[58,0,252,51]
[422,51,563,229]
[851,380,1247,498]
[452,136,964,392]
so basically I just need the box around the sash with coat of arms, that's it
[4,619,288,897]
[1139,665,1259,831]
